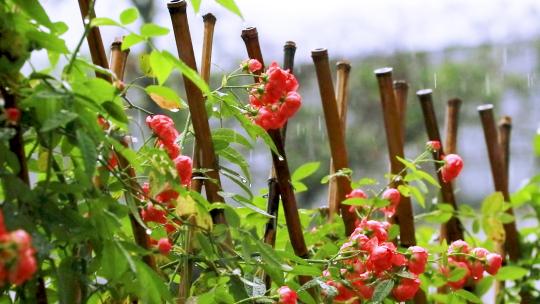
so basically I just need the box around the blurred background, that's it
[33,0,540,209]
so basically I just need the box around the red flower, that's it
[326,280,355,302]
[146,115,179,145]
[141,203,167,224]
[280,91,302,118]
[367,244,394,273]
[243,59,262,73]
[448,240,470,261]
[392,277,421,302]
[157,238,172,255]
[5,108,21,124]
[426,140,441,151]
[173,155,193,186]
[156,189,179,206]
[357,220,389,243]
[441,154,463,183]
[9,249,36,286]
[157,139,181,160]
[351,278,374,300]
[408,246,428,275]
[485,253,502,275]
[381,188,400,216]
[277,286,297,304]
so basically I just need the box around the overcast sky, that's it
[37,0,540,69]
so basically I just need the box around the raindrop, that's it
[296,124,300,136]
[433,73,437,88]
[485,75,491,96]
[170,108,180,113]
[318,116,321,131]
[240,177,247,183]
[278,156,284,161]
[146,229,152,235]
[502,47,508,66]
[249,150,253,162]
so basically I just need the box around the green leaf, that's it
[481,192,505,215]
[57,258,80,304]
[134,260,172,303]
[372,280,394,303]
[141,23,170,37]
[215,0,243,18]
[290,265,322,277]
[292,162,320,182]
[90,17,119,27]
[145,85,182,111]
[448,267,468,282]
[455,289,482,303]
[100,240,129,281]
[212,128,252,148]
[397,184,411,197]
[16,0,53,28]
[474,276,493,296]
[162,51,210,94]
[341,197,369,207]
[102,101,129,124]
[26,30,68,53]
[191,0,202,12]
[120,7,139,25]
[149,51,174,84]
[76,129,97,180]
[410,185,425,208]
[122,33,145,50]
[40,110,78,132]
[218,147,251,182]
[495,266,528,280]
[397,155,417,171]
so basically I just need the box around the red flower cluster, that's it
[441,154,463,183]
[441,240,502,289]
[247,61,302,130]
[277,286,298,304]
[145,115,192,186]
[325,220,428,302]
[0,211,37,286]
[241,59,263,73]
[346,188,401,219]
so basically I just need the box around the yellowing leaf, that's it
[145,85,182,111]
[176,195,212,231]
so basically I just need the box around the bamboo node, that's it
[202,13,216,23]
[167,0,187,13]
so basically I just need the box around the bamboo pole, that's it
[192,13,217,194]
[241,28,309,262]
[110,38,157,271]
[167,0,227,225]
[77,0,110,80]
[0,88,48,304]
[416,89,464,243]
[444,98,462,154]
[374,68,417,247]
[327,61,351,216]
[498,116,511,189]
[477,105,520,261]
[311,49,356,236]
[393,80,409,145]
[263,41,297,249]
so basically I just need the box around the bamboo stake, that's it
[327,61,351,216]
[0,88,48,304]
[311,49,356,236]
[264,41,296,248]
[374,68,417,247]
[241,28,309,262]
[167,0,227,225]
[444,98,462,154]
[477,105,520,261]
[393,80,409,145]
[416,89,464,243]
[192,13,217,194]
[498,116,511,189]
[77,0,110,80]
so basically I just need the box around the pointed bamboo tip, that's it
[374,67,393,77]
[203,13,216,24]
[337,61,351,71]
[241,27,258,40]
[284,41,296,50]
[499,115,512,127]
[311,48,328,61]
[167,0,187,12]
[447,98,462,107]
[393,80,408,89]
[477,104,494,113]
